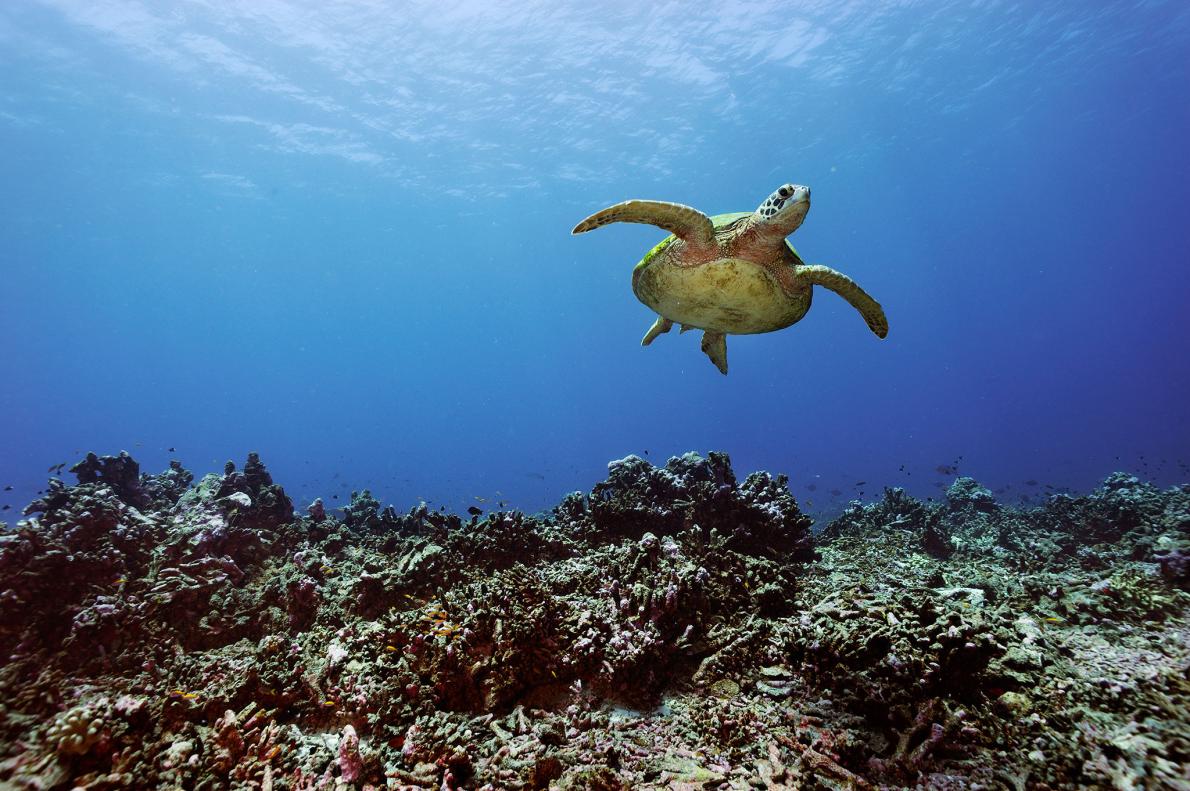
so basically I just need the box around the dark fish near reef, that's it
[2,485,11,491]
[168,447,176,452]
[1,505,9,511]
[854,481,866,486]
[467,506,483,516]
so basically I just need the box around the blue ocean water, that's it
[1,1,1187,521]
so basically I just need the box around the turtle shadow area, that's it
[0,451,1186,789]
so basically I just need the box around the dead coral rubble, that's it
[0,451,1186,790]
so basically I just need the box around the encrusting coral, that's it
[0,451,1185,789]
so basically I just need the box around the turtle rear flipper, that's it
[799,264,888,338]
[572,200,715,251]
[701,331,728,375]
[642,316,673,346]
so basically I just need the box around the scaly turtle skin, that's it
[572,183,888,374]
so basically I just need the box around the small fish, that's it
[114,578,126,585]
[467,506,483,516]
[805,499,814,508]
[323,700,337,707]
[1,505,9,511]
[383,645,397,652]
[264,745,281,761]
[167,447,176,452]
[473,496,486,502]
[2,485,12,491]
[854,481,866,486]
[1044,617,1063,623]
[498,500,507,508]
[332,494,339,499]
[320,565,335,575]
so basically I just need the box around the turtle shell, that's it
[631,213,813,335]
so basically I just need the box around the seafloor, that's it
[0,451,1186,790]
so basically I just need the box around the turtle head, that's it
[754,183,811,237]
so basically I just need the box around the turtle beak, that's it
[790,185,810,205]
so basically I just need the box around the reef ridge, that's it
[0,452,1186,789]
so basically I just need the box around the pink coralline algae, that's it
[337,724,363,783]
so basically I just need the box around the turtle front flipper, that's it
[799,264,889,338]
[700,331,729,375]
[642,316,673,346]
[572,200,715,250]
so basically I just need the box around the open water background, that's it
[1,2,1188,519]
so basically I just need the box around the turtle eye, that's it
[778,186,792,198]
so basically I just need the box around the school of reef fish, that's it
[0,450,1187,790]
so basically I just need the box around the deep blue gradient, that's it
[2,2,1188,519]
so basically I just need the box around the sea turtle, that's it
[572,183,888,374]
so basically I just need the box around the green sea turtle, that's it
[572,183,888,374]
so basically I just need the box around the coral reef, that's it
[0,450,1185,789]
